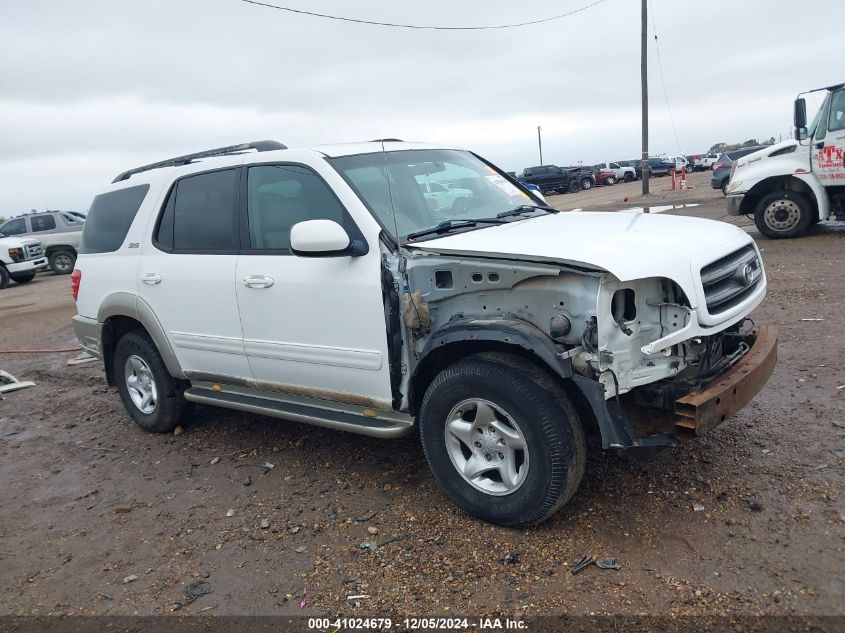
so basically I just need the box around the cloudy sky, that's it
[0,0,840,216]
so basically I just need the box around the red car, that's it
[593,169,617,186]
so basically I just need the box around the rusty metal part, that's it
[674,326,778,441]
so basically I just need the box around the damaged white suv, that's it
[73,140,777,526]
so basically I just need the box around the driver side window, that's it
[829,90,845,132]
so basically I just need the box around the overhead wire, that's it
[648,0,683,156]
[239,0,610,30]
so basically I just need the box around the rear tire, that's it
[11,272,36,284]
[418,353,585,527]
[567,181,581,193]
[114,331,186,433]
[580,177,593,190]
[49,250,76,275]
[623,173,634,182]
[605,176,616,185]
[721,179,729,196]
[754,190,814,239]
[0,266,10,289]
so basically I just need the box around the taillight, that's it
[71,269,81,301]
[713,163,725,171]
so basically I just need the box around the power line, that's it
[239,0,610,30]
[648,0,683,155]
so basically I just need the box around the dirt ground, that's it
[1,196,843,622]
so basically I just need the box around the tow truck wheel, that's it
[418,352,585,527]
[754,190,813,239]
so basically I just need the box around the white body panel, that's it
[411,211,764,327]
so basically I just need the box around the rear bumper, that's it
[726,193,745,215]
[72,315,103,359]
[673,325,777,440]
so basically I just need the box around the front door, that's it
[234,162,393,408]
[812,88,845,185]
[138,167,251,380]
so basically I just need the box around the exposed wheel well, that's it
[101,315,147,386]
[408,341,600,436]
[44,245,77,254]
[740,176,819,216]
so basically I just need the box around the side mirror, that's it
[794,98,807,140]
[289,219,368,257]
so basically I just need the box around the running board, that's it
[184,385,414,439]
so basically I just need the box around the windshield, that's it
[330,149,541,240]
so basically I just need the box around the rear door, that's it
[137,167,251,380]
[234,161,393,406]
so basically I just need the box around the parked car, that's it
[520,164,582,194]
[711,146,767,195]
[516,179,547,203]
[644,158,674,177]
[73,139,775,527]
[0,210,84,274]
[688,153,719,172]
[595,161,635,182]
[592,169,618,186]
[0,235,48,288]
[566,166,597,190]
[417,179,473,214]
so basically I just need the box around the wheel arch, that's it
[44,244,78,255]
[99,293,185,385]
[740,175,821,218]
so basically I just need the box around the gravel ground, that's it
[1,201,843,620]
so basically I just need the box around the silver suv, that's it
[0,210,85,274]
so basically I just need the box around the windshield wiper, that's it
[496,204,557,219]
[406,218,506,241]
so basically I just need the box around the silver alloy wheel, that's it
[444,398,529,496]
[53,253,73,272]
[124,354,158,414]
[763,198,801,231]
[581,179,592,189]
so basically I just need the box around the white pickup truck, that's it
[594,161,636,182]
[0,236,48,289]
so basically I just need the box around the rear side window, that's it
[31,215,56,232]
[156,169,238,252]
[80,184,150,254]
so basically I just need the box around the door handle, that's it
[141,272,162,285]
[242,274,274,289]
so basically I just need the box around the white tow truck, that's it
[726,82,845,238]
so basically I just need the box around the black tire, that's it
[418,353,585,527]
[567,180,581,193]
[580,177,593,190]
[48,250,76,275]
[114,331,186,433]
[721,179,729,196]
[623,173,634,182]
[11,272,36,284]
[0,266,10,290]
[754,190,814,239]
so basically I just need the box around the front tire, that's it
[49,250,76,275]
[605,176,616,185]
[114,331,186,433]
[623,173,634,182]
[419,353,585,527]
[754,190,814,239]
[0,266,10,289]
[580,177,593,190]
[11,272,36,284]
[567,180,581,193]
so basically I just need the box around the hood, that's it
[734,140,803,170]
[407,211,753,299]
[0,236,39,249]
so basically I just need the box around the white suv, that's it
[73,140,777,526]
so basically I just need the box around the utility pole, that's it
[537,125,543,164]
[640,0,650,195]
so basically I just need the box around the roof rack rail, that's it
[112,140,287,183]
[369,138,403,142]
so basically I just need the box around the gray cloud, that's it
[0,0,840,215]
